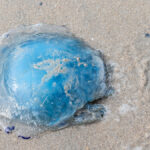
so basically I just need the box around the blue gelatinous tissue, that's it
[0,24,111,138]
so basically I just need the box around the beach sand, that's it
[0,0,150,149]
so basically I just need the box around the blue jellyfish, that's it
[0,24,112,138]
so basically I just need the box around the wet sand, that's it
[0,0,150,150]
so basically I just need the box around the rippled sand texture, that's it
[0,0,150,150]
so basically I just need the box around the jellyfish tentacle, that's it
[71,104,106,125]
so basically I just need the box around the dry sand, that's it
[0,0,150,150]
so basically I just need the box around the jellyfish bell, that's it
[0,24,110,138]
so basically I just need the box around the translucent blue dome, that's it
[0,24,109,138]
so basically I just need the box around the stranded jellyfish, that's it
[0,24,112,139]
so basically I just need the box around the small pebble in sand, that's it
[145,33,150,38]
[39,2,43,6]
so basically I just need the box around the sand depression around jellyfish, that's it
[0,24,113,139]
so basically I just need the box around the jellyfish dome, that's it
[0,24,109,138]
